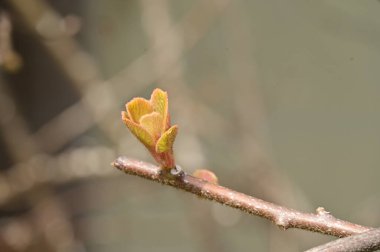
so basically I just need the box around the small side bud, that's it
[193,169,218,184]
[316,207,329,215]
[316,207,333,219]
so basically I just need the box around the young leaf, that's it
[150,88,169,131]
[127,97,153,123]
[139,112,163,140]
[155,125,178,153]
[122,111,155,148]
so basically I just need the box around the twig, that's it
[0,146,116,206]
[305,228,380,252]
[112,156,372,238]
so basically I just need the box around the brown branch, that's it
[112,156,372,238]
[305,228,380,252]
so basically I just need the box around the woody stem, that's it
[112,156,372,238]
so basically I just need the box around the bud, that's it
[122,88,178,169]
[193,169,218,184]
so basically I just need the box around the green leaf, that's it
[150,88,169,131]
[126,98,153,123]
[139,112,163,140]
[122,111,155,148]
[155,125,178,153]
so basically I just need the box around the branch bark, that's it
[305,228,380,252]
[112,156,372,238]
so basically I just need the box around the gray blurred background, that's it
[0,0,379,251]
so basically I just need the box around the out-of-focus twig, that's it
[0,78,40,161]
[0,146,116,206]
[305,228,380,252]
[0,195,83,251]
[30,0,231,154]
[31,195,82,252]
[112,156,372,238]
[0,11,22,72]
[0,11,79,249]
[8,0,231,154]
[7,0,122,146]
[110,0,231,94]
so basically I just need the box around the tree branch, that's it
[305,228,380,252]
[112,156,372,238]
